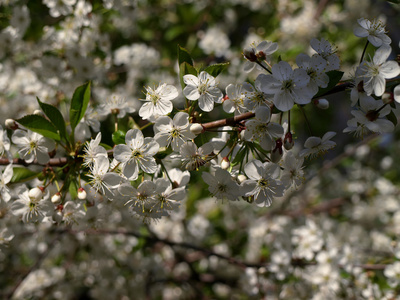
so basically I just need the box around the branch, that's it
[201,111,255,130]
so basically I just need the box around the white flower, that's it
[243,106,284,150]
[310,38,340,71]
[12,129,55,164]
[0,164,13,202]
[257,61,312,111]
[223,84,248,114]
[296,53,329,95]
[179,142,214,171]
[152,178,186,214]
[183,71,223,112]
[292,219,324,260]
[384,261,400,288]
[139,83,178,120]
[280,152,304,189]
[346,96,394,134]
[11,188,52,223]
[354,18,391,48]
[241,160,284,207]
[242,81,273,112]
[82,132,108,167]
[202,168,241,201]
[299,132,336,158]
[243,40,278,73]
[153,112,195,152]
[0,228,14,249]
[167,168,190,187]
[394,85,400,103]
[87,156,121,197]
[61,201,86,225]
[0,125,11,157]
[98,94,136,118]
[74,106,101,142]
[119,180,161,222]
[114,129,159,180]
[359,45,400,97]
[199,27,231,57]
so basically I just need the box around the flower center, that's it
[258,178,269,188]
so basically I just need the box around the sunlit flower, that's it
[12,129,55,164]
[202,168,241,201]
[0,164,13,202]
[241,160,284,207]
[139,83,178,120]
[257,61,312,111]
[11,188,52,223]
[114,129,159,180]
[183,71,223,112]
[153,112,195,152]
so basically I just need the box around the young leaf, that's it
[112,130,126,145]
[37,97,67,141]
[178,45,194,66]
[70,82,91,131]
[204,62,230,78]
[16,115,60,141]
[11,167,40,183]
[68,177,79,200]
[314,71,344,98]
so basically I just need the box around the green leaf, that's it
[70,82,91,131]
[11,167,40,183]
[112,130,126,145]
[165,26,185,41]
[68,177,79,200]
[204,62,230,78]
[37,97,67,141]
[178,45,193,66]
[314,71,344,98]
[179,61,198,90]
[16,115,60,141]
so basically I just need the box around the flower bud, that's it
[237,174,247,184]
[51,192,62,204]
[29,187,44,201]
[53,210,63,223]
[190,123,204,135]
[243,47,257,62]
[5,119,18,130]
[77,187,87,200]
[33,110,43,116]
[271,139,283,163]
[284,132,294,150]
[315,98,329,109]
[221,157,230,170]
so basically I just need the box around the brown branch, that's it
[201,111,255,130]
